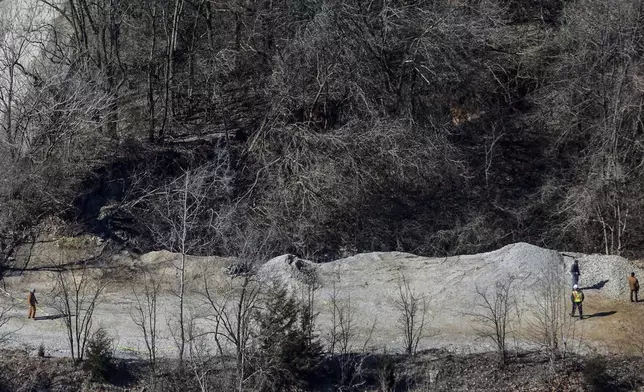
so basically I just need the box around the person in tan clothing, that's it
[628,272,639,303]
[27,289,38,319]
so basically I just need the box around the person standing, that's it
[628,272,639,303]
[27,288,38,319]
[571,284,584,320]
[570,260,581,288]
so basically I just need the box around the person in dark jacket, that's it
[628,272,640,302]
[571,284,584,320]
[27,289,38,319]
[570,260,580,288]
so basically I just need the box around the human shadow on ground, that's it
[581,279,609,290]
[584,311,617,319]
[33,314,67,321]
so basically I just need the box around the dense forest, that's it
[1,0,644,261]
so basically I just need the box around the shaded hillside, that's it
[1,0,644,260]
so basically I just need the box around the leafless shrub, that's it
[530,264,566,359]
[394,274,430,356]
[198,240,261,392]
[376,355,396,392]
[130,268,161,369]
[186,316,217,392]
[326,280,356,356]
[325,277,377,389]
[469,275,519,365]
[52,257,108,362]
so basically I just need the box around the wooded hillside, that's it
[1,0,643,261]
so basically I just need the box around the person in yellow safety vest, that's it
[570,284,584,320]
[27,288,38,319]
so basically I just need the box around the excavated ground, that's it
[1,241,643,360]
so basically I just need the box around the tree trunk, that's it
[160,0,183,139]
[178,171,188,365]
[148,7,158,141]
[5,63,14,159]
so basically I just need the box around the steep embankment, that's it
[1,242,642,358]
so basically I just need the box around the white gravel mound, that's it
[478,242,563,284]
[261,243,642,302]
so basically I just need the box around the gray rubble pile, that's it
[562,252,642,299]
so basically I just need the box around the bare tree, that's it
[172,172,191,364]
[541,0,644,255]
[130,268,160,369]
[394,274,429,356]
[483,124,504,196]
[146,153,233,365]
[202,271,260,392]
[469,275,518,365]
[326,280,356,356]
[186,311,218,392]
[146,5,158,141]
[0,7,32,160]
[530,262,566,357]
[325,276,377,390]
[159,0,184,138]
[196,225,279,392]
[52,256,108,362]
[40,0,126,140]
[0,1,116,248]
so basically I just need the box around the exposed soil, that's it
[1,242,643,361]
